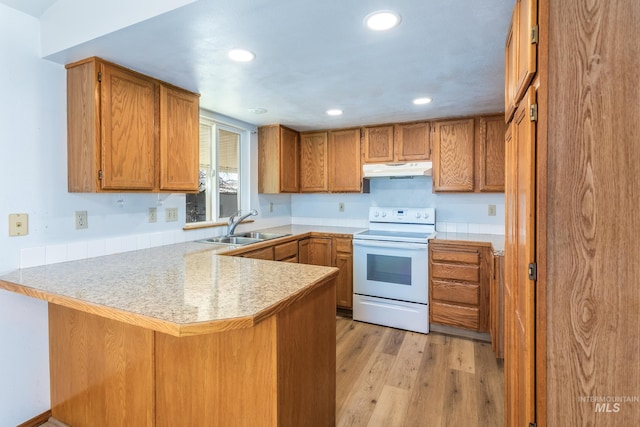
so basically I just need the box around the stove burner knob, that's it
[381,212,387,217]
[424,212,430,219]
[416,212,422,218]
[373,211,379,217]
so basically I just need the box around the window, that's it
[186,117,247,223]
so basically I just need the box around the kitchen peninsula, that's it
[0,242,339,426]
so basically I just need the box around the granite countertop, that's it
[430,232,505,256]
[0,242,338,337]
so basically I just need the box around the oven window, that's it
[366,254,411,285]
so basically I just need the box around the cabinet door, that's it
[280,126,300,192]
[159,85,199,191]
[476,115,506,192]
[395,121,431,161]
[302,237,332,266]
[432,119,475,192]
[505,5,518,122]
[300,132,328,192]
[362,125,394,163]
[328,128,361,192]
[335,251,353,309]
[100,62,157,190]
[514,0,537,103]
[504,86,536,427]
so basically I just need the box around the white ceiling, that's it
[2,0,513,131]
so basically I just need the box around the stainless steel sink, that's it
[197,231,290,246]
[232,232,290,241]
[198,236,263,245]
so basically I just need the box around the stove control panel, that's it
[369,207,435,224]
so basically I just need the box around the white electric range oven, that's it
[352,207,436,334]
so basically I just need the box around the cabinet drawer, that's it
[240,246,274,260]
[431,248,480,264]
[431,302,479,330]
[432,280,479,305]
[431,262,479,282]
[274,240,298,261]
[334,237,352,254]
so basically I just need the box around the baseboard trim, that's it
[17,410,52,427]
[430,323,492,342]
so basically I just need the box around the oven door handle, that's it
[352,240,427,250]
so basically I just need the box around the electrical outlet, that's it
[9,213,28,236]
[148,207,157,223]
[75,210,88,229]
[339,202,345,212]
[166,207,178,222]
[488,205,497,216]
[269,202,274,213]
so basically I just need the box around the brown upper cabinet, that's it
[433,116,504,193]
[505,0,538,122]
[66,57,200,193]
[258,125,300,193]
[328,128,361,192]
[363,122,430,163]
[476,115,506,192]
[300,131,329,192]
[432,118,476,192]
[299,128,362,193]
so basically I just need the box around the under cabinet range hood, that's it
[362,161,433,178]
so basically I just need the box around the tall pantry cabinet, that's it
[506,0,640,426]
[503,0,537,426]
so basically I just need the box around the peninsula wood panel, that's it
[155,317,279,426]
[476,115,506,192]
[300,131,328,192]
[159,85,199,191]
[432,119,475,192]
[277,281,336,426]
[49,304,154,427]
[328,128,361,192]
[394,121,431,161]
[544,0,640,425]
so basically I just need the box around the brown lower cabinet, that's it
[429,242,492,332]
[298,236,353,310]
[227,234,354,310]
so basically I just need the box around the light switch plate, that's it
[166,208,178,222]
[148,207,157,223]
[9,213,28,236]
[488,205,497,216]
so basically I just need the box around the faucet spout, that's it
[228,209,258,236]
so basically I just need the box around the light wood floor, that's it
[336,316,504,427]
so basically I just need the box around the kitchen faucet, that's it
[227,209,258,236]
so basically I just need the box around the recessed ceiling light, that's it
[413,97,432,105]
[326,109,343,116]
[228,49,255,62]
[248,108,267,114]
[365,11,401,31]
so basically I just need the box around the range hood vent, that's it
[362,161,433,178]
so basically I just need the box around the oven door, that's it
[353,239,428,303]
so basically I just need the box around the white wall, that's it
[0,5,284,424]
[292,176,505,233]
